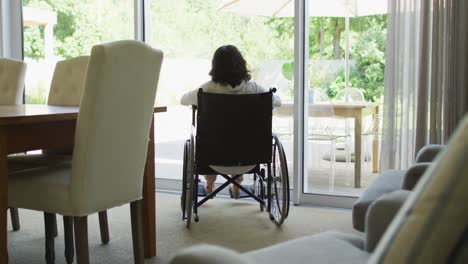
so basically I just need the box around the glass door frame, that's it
[292,0,356,208]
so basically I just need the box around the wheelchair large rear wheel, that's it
[180,140,188,219]
[182,139,195,228]
[268,135,290,225]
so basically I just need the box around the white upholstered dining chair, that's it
[0,58,27,232]
[6,56,112,263]
[8,40,163,263]
[9,55,89,170]
[48,55,89,106]
[0,58,27,105]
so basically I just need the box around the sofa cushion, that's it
[170,244,252,264]
[244,231,369,264]
[352,170,405,231]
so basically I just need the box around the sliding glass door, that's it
[10,0,387,208]
[148,0,387,207]
[296,0,387,207]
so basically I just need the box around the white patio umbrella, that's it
[219,0,387,91]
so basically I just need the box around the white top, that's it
[180,80,282,107]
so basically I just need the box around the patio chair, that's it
[307,88,346,192]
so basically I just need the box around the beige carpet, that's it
[8,192,359,263]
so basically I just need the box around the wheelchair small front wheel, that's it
[256,169,266,212]
[268,135,290,225]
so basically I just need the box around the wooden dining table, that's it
[0,104,166,263]
[275,102,380,188]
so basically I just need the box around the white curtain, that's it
[0,1,23,59]
[380,0,468,171]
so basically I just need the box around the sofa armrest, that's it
[365,190,411,252]
[352,170,406,232]
[170,244,252,264]
[401,163,431,190]
[415,144,445,163]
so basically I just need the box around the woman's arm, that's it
[252,82,282,107]
[272,94,282,108]
[180,88,199,106]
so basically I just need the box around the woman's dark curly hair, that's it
[209,45,251,88]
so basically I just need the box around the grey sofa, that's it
[352,144,445,231]
[169,116,468,264]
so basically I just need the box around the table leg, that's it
[142,117,156,258]
[354,112,362,188]
[372,106,380,173]
[0,128,8,263]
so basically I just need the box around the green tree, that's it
[272,15,387,101]
[328,18,386,101]
[151,0,294,66]
[24,0,132,59]
[23,26,45,60]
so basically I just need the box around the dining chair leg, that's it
[130,200,144,264]
[74,216,89,264]
[98,210,110,244]
[53,213,58,237]
[63,216,74,264]
[44,212,55,264]
[9,207,20,231]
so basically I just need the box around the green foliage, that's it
[151,0,294,66]
[23,0,386,103]
[277,16,387,102]
[350,18,386,102]
[24,0,133,59]
[23,26,45,60]
[282,61,294,81]
[326,69,359,98]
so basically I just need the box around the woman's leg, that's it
[204,175,217,193]
[231,175,244,192]
[229,175,244,199]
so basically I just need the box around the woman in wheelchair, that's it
[180,45,281,199]
[180,45,289,226]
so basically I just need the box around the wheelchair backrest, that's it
[195,89,273,167]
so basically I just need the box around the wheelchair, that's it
[181,88,290,227]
